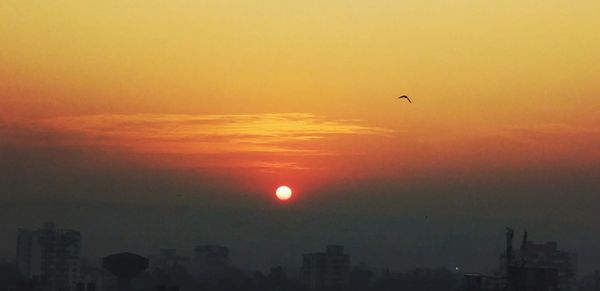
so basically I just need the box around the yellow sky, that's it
[2,0,599,118]
[1,1,599,193]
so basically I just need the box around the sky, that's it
[1,0,599,273]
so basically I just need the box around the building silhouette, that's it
[301,245,350,291]
[520,241,576,291]
[501,239,576,291]
[463,228,576,291]
[17,222,81,291]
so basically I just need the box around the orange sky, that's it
[1,0,599,198]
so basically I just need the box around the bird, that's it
[397,95,412,103]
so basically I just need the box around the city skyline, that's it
[5,222,581,291]
[1,1,600,289]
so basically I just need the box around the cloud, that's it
[1,113,391,169]
[2,113,598,185]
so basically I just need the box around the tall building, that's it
[301,245,351,291]
[500,238,576,291]
[17,222,82,291]
[521,241,576,291]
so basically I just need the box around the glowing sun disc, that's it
[275,186,292,201]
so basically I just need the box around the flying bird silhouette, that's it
[397,95,412,103]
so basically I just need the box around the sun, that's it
[275,186,293,201]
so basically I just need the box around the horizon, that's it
[1,1,599,289]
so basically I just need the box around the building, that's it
[301,245,351,291]
[463,229,574,291]
[192,245,229,276]
[507,266,559,291]
[17,222,82,291]
[499,230,576,291]
[148,249,190,273]
[519,241,576,291]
